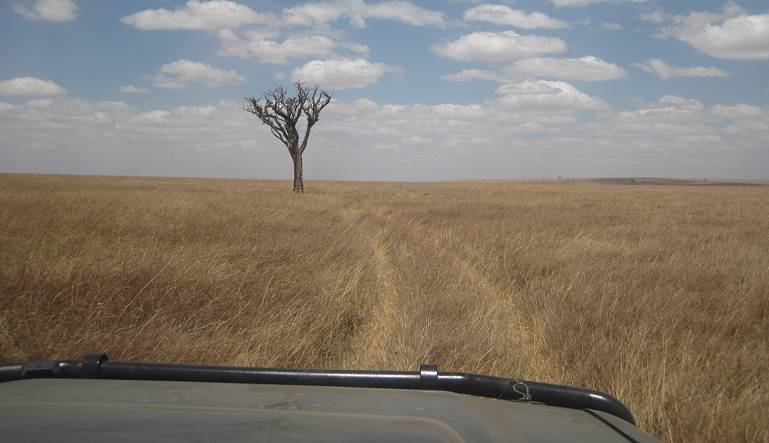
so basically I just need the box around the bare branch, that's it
[244,83,333,191]
[244,96,291,149]
[298,85,332,154]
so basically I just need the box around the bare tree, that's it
[244,83,332,193]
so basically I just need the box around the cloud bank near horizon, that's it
[2,1,768,179]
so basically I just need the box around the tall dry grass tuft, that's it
[1,174,768,442]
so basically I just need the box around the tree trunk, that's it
[292,153,304,193]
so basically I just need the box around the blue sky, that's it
[1,0,768,180]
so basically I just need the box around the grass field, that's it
[1,173,768,442]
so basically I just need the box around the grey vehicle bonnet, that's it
[0,354,660,442]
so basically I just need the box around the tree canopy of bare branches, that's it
[244,83,332,192]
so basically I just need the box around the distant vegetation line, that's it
[1,174,767,442]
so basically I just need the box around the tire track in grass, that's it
[395,208,558,380]
[448,236,555,379]
[338,206,403,368]
[338,193,554,379]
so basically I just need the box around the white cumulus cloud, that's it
[120,0,272,31]
[0,77,67,96]
[617,96,705,125]
[601,21,623,31]
[121,2,381,64]
[507,56,627,81]
[711,103,763,118]
[217,30,336,63]
[151,60,246,89]
[291,58,399,89]
[442,69,507,83]
[664,6,769,60]
[434,31,567,63]
[493,80,607,110]
[135,110,172,124]
[463,4,568,29]
[550,0,597,5]
[639,9,666,24]
[444,56,626,82]
[633,59,729,78]
[283,0,446,28]
[550,0,648,6]
[364,1,446,27]
[14,0,77,22]
[119,85,149,94]
[282,1,358,27]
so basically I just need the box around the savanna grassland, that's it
[1,173,768,442]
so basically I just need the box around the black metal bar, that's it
[99,361,424,388]
[0,354,635,425]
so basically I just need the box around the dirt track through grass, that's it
[341,207,403,368]
[1,174,768,442]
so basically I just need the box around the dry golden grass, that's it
[1,173,768,442]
